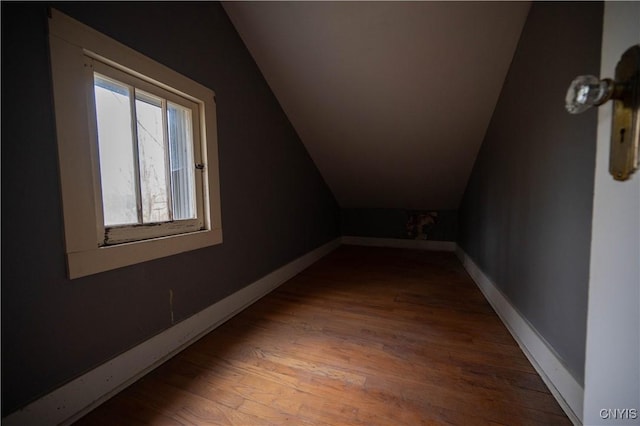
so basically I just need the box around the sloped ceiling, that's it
[223,1,530,209]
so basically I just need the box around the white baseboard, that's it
[3,238,341,426]
[455,246,584,426]
[341,236,456,252]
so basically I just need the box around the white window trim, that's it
[49,9,222,279]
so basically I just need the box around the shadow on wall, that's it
[341,208,457,241]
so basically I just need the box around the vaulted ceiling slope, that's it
[223,1,530,209]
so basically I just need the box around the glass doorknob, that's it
[565,45,640,181]
[565,75,614,114]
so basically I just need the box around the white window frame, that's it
[49,9,223,279]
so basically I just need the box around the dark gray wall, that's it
[341,208,457,241]
[458,2,602,385]
[1,3,339,415]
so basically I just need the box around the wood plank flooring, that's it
[75,245,571,425]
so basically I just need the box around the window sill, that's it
[67,228,222,279]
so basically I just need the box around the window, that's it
[49,9,222,278]
[91,63,205,245]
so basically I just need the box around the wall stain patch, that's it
[169,289,174,325]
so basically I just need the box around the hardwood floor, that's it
[75,245,571,425]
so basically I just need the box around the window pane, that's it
[94,74,139,226]
[168,102,196,220]
[135,91,170,223]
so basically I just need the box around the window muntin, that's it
[89,59,205,245]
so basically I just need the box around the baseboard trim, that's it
[341,236,456,252]
[455,246,584,425]
[3,238,341,426]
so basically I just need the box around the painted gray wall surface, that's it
[341,209,457,241]
[458,2,602,385]
[1,3,339,415]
